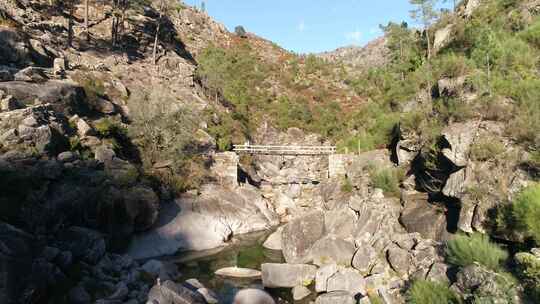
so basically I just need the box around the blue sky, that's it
[183,0,451,54]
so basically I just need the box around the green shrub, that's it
[369,167,403,197]
[529,150,540,169]
[446,233,508,270]
[520,17,540,47]
[407,280,461,304]
[515,251,540,302]
[512,184,540,244]
[433,97,475,123]
[304,54,330,75]
[341,177,353,193]
[78,76,106,104]
[94,118,126,138]
[342,102,400,152]
[470,138,505,161]
[433,53,472,78]
[368,293,384,304]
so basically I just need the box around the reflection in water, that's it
[166,230,316,304]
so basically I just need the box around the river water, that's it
[165,230,317,304]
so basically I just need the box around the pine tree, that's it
[409,0,439,60]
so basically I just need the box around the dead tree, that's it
[152,0,165,65]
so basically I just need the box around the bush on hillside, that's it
[407,280,461,304]
[446,233,508,270]
[369,167,404,197]
[341,177,353,193]
[341,102,400,152]
[512,184,540,244]
[433,97,475,123]
[470,137,505,161]
[520,17,540,47]
[515,251,540,302]
[235,25,247,37]
[433,53,472,79]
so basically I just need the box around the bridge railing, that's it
[233,144,336,155]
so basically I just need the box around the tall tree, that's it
[381,22,422,80]
[85,0,89,41]
[152,0,165,65]
[111,0,128,47]
[152,0,173,65]
[409,0,439,60]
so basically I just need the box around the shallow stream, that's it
[164,230,317,304]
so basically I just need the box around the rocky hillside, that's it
[1,0,540,303]
[318,37,390,71]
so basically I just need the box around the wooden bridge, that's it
[233,144,336,156]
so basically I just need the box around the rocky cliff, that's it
[1,0,540,303]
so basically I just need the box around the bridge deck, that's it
[233,144,336,155]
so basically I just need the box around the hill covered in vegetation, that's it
[0,0,539,303]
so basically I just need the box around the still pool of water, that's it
[164,230,317,304]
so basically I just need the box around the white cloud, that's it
[297,20,306,32]
[345,29,362,43]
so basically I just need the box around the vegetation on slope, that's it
[446,233,508,271]
[408,280,461,304]
[195,40,355,149]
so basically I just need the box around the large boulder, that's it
[141,260,180,281]
[0,222,34,304]
[261,263,317,288]
[386,246,412,276]
[147,280,206,304]
[281,210,325,264]
[1,95,22,111]
[352,244,378,274]
[0,28,53,67]
[0,81,88,115]
[442,165,473,199]
[454,264,519,303]
[433,24,454,54]
[324,207,357,239]
[232,289,275,304]
[352,192,404,241]
[314,291,356,304]
[441,121,480,167]
[123,186,159,232]
[55,227,106,265]
[315,263,338,292]
[399,191,447,241]
[292,285,311,301]
[14,67,49,82]
[463,0,481,17]
[128,184,276,259]
[311,236,355,267]
[0,104,69,155]
[263,227,283,251]
[326,267,367,297]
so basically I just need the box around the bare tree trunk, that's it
[426,28,432,60]
[67,6,73,48]
[153,1,164,65]
[111,0,119,47]
[487,52,491,95]
[399,38,404,81]
[85,0,89,41]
